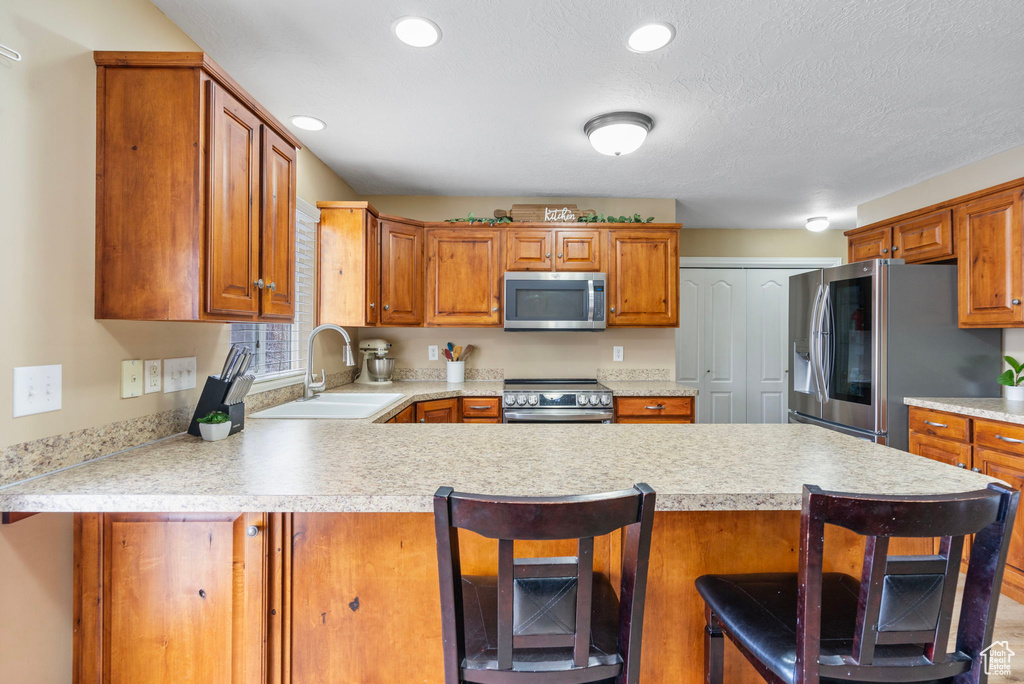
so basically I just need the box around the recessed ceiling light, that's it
[392,16,442,47]
[584,112,654,156]
[806,216,830,232]
[627,22,675,53]
[290,115,326,131]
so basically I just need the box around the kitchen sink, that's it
[249,393,405,420]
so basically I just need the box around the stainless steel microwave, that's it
[503,272,606,331]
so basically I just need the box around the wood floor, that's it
[955,579,1024,683]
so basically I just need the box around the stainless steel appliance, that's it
[789,259,1001,450]
[502,379,614,423]
[503,272,606,331]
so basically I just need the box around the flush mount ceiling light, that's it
[584,112,654,156]
[806,216,830,232]
[392,16,442,47]
[627,22,675,52]
[290,115,326,131]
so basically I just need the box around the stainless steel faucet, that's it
[300,324,355,400]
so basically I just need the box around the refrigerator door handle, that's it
[812,284,831,404]
[809,283,824,404]
[820,284,834,402]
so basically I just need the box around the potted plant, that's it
[196,410,232,441]
[998,356,1024,401]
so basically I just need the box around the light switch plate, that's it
[121,360,143,398]
[613,346,624,362]
[428,345,439,361]
[144,360,161,393]
[13,364,62,417]
[164,357,197,393]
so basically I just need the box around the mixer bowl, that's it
[366,357,395,382]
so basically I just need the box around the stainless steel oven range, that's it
[502,379,614,423]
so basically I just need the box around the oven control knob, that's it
[577,394,589,406]
[527,394,539,406]
[516,394,527,406]
[504,394,516,406]
[600,394,611,406]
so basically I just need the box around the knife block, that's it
[188,376,245,437]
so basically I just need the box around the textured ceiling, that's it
[151,0,1024,230]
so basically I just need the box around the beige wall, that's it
[854,144,1024,364]
[362,195,675,223]
[679,228,847,259]
[0,0,354,676]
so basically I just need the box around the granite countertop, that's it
[905,397,1024,426]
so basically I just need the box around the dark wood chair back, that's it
[797,482,1019,683]
[434,483,656,684]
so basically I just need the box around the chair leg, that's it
[705,604,724,684]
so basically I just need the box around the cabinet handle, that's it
[957,462,966,468]
[891,246,899,252]
[246,525,260,537]
[268,282,276,292]
[1014,299,1022,305]
[384,304,390,310]
[923,420,948,428]
[492,307,498,312]
[558,253,563,258]
[468,405,491,410]
[254,278,265,289]
[610,307,616,313]
[645,404,666,410]
[972,467,981,473]
[995,434,1024,444]
[369,302,375,308]
[545,252,551,258]
[881,248,889,254]
[419,418,426,423]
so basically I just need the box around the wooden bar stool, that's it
[696,483,1018,683]
[433,483,656,683]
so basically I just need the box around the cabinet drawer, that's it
[461,397,501,418]
[462,417,502,424]
[908,407,970,443]
[616,397,693,418]
[975,418,1024,457]
[908,430,971,469]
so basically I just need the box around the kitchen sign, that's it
[508,204,595,222]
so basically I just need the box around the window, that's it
[230,206,317,380]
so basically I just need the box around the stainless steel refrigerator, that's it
[788,259,1001,450]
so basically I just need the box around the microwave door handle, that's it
[588,279,595,322]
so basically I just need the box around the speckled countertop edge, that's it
[904,397,1024,426]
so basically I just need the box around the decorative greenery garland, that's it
[443,212,656,224]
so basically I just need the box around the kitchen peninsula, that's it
[0,385,997,684]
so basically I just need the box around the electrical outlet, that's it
[164,357,197,393]
[144,359,162,394]
[13,364,62,417]
[121,360,143,398]
[428,345,439,361]
[613,346,624,362]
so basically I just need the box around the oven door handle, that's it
[503,410,613,423]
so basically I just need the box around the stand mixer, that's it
[354,338,394,385]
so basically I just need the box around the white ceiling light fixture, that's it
[806,216,830,232]
[627,22,675,53]
[290,115,326,131]
[392,16,442,47]
[584,112,654,156]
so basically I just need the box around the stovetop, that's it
[502,379,613,409]
[503,378,610,393]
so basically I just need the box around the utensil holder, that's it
[188,376,245,437]
[446,361,465,384]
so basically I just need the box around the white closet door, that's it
[675,269,705,388]
[703,270,747,424]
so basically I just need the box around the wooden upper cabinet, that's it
[93,52,301,322]
[607,228,679,326]
[425,228,502,326]
[74,513,269,683]
[505,229,553,271]
[957,187,1024,327]
[317,202,380,327]
[892,209,954,263]
[847,225,893,263]
[555,230,602,271]
[259,126,297,319]
[380,218,424,325]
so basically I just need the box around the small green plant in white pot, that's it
[998,356,1024,401]
[196,410,232,441]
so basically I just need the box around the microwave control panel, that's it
[594,285,605,320]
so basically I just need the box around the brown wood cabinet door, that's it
[892,209,954,263]
[847,225,893,263]
[259,126,296,320]
[975,448,1024,588]
[555,229,602,271]
[505,229,553,271]
[74,512,268,684]
[415,398,459,423]
[425,229,502,326]
[392,404,416,423]
[907,430,971,468]
[316,207,377,328]
[206,81,261,319]
[365,214,380,326]
[380,220,424,325]
[958,188,1024,327]
[607,229,679,326]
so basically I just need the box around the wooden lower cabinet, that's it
[975,447,1024,598]
[907,430,971,468]
[415,398,460,423]
[74,512,269,683]
[615,396,694,424]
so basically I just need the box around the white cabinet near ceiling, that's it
[677,268,810,424]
